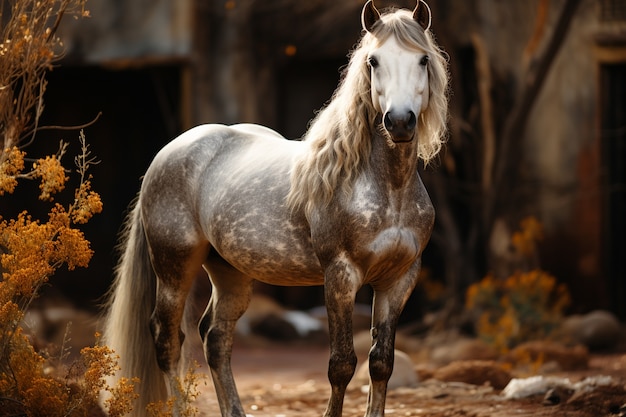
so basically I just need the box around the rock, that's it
[507,340,589,371]
[250,313,301,341]
[503,375,570,400]
[431,337,499,365]
[282,310,324,337]
[309,303,372,333]
[237,294,286,336]
[350,349,418,390]
[433,360,512,390]
[542,386,574,405]
[504,375,625,415]
[236,295,326,342]
[564,379,626,415]
[502,375,615,401]
[561,310,622,350]
[354,330,419,359]
[353,330,373,358]
[353,330,420,359]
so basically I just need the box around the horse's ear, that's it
[361,0,381,33]
[413,0,432,31]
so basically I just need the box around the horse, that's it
[102,1,448,416]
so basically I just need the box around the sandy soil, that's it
[21,298,626,417]
[192,345,626,417]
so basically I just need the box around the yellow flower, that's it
[511,216,543,257]
[71,179,103,224]
[32,155,68,201]
[0,147,26,195]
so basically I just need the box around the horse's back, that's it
[140,123,323,285]
[149,123,284,163]
[143,123,294,191]
[230,123,286,140]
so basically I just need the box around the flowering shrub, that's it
[511,216,543,258]
[146,362,203,417]
[1,2,203,416]
[0,1,143,415]
[465,217,571,352]
[0,133,137,415]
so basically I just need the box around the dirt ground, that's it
[22,298,626,417]
[191,344,626,417]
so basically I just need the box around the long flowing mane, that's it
[287,8,449,217]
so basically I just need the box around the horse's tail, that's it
[102,198,167,416]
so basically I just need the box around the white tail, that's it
[102,199,168,416]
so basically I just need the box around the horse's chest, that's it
[361,225,419,284]
[345,185,432,283]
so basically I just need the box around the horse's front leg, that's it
[323,258,360,417]
[365,262,422,417]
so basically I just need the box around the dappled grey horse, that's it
[103,1,449,416]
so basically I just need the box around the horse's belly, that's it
[212,229,324,286]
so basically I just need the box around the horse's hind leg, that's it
[199,254,253,417]
[148,236,209,399]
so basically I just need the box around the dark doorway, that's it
[600,62,626,320]
[22,64,185,309]
[277,58,346,139]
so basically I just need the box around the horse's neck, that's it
[369,131,420,190]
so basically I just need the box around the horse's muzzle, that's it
[384,110,416,142]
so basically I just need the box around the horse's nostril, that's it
[407,111,416,130]
[384,111,416,133]
[383,112,393,131]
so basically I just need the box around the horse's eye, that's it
[420,55,430,66]
[368,56,379,68]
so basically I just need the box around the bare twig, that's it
[20,111,103,148]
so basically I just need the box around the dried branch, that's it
[470,33,495,194]
[20,111,102,148]
[0,0,88,154]
[486,0,583,224]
